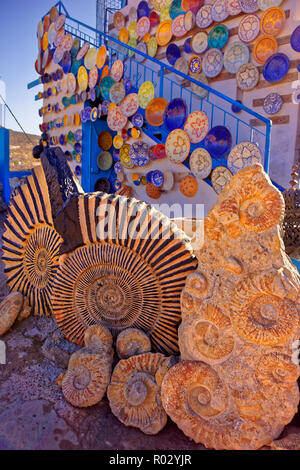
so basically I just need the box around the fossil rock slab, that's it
[0,292,24,336]
[162,165,300,450]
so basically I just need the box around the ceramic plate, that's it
[162,170,174,191]
[171,14,186,38]
[129,6,138,22]
[184,111,209,144]
[113,11,125,30]
[262,52,290,82]
[97,151,113,171]
[166,43,181,65]
[225,0,242,15]
[156,21,173,46]
[100,76,115,100]
[169,0,184,19]
[291,25,300,53]
[62,51,72,74]
[208,24,229,50]
[184,10,196,31]
[196,5,213,29]
[238,14,260,43]
[238,0,258,13]
[137,1,150,19]
[175,57,189,75]
[135,41,147,62]
[180,175,198,197]
[77,42,89,61]
[48,23,56,45]
[263,92,283,114]
[190,148,212,179]
[164,98,188,131]
[120,93,139,117]
[236,62,259,90]
[204,125,232,158]
[54,28,64,47]
[55,14,66,32]
[202,48,224,78]
[189,71,209,99]
[211,166,232,194]
[165,129,190,163]
[107,106,127,131]
[138,81,155,109]
[137,17,151,37]
[145,97,168,126]
[53,45,64,66]
[258,0,283,10]
[211,0,228,22]
[184,37,193,53]
[150,11,160,27]
[253,35,278,64]
[111,60,124,82]
[223,41,249,73]
[50,6,59,22]
[88,66,98,89]
[189,56,202,74]
[227,142,262,174]
[77,66,89,92]
[61,33,73,52]
[109,82,126,104]
[120,144,134,169]
[260,7,285,37]
[119,27,129,44]
[98,131,113,151]
[147,37,158,57]
[192,32,208,54]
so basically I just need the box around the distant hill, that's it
[9,129,40,172]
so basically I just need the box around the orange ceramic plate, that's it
[42,32,49,51]
[145,97,168,126]
[253,35,278,64]
[119,27,129,44]
[74,112,81,126]
[96,46,107,69]
[156,20,173,47]
[77,66,88,91]
[43,15,50,33]
[100,65,109,82]
[50,6,58,23]
[260,7,285,37]
[98,131,113,151]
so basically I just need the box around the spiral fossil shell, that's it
[61,347,113,408]
[107,353,167,435]
[116,328,151,359]
[2,167,62,315]
[84,324,113,352]
[0,292,24,336]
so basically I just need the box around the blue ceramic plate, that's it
[129,141,149,166]
[123,78,132,93]
[263,92,283,115]
[262,53,290,83]
[151,170,164,188]
[163,98,188,132]
[208,24,229,50]
[100,76,116,100]
[184,37,193,54]
[166,43,181,66]
[71,58,82,76]
[291,25,300,53]
[203,125,232,158]
[137,1,150,19]
[132,112,144,128]
[169,0,184,20]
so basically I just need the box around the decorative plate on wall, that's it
[184,37,193,53]
[223,41,249,73]
[77,66,88,91]
[135,41,147,62]
[164,98,188,131]
[204,125,232,158]
[88,66,98,89]
[128,21,138,39]
[156,21,173,46]
[190,148,212,179]
[77,42,89,61]
[189,56,202,74]
[196,5,213,29]
[138,81,155,109]
[175,57,189,75]
[137,16,151,37]
[113,11,125,30]
[262,52,290,82]
[129,6,138,22]
[208,24,229,50]
[202,48,224,78]
[62,52,71,74]
[48,23,56,45]
[111,60,124,82]
[55,14,66,32]
[184,10,196,31]
[165,129,190,163]
[225,0,242,15]
[227,141,262,174]
[238,0,258,13]
[184,111,209,143]
[211,166,232,194]
[100,76,116,100]
[192,32,208,54]
[119,27,129,44]
[61,33,73,52]
[137,1,150,19]
[211,0,228,22]
[54,29,64,47]
[236,62,259,90]
[147,37,158,57]
[166,43,181,65]
[189,71,209,98]
[260,7,285,37]
[171,14,187,37]
[107,106,127,132]
[169,0,184,19]
[263,92,283,114]
[253,35,278,64]
[96,46,107,69]
[145,98,168,126]
[238,14,260,43]
[97,152,113,171]
[120,93,139,117]
[109,82,126,104]
[150,11,160,27]
[291,26,300,53]
[258,0,283,10]
[180,175,198,197]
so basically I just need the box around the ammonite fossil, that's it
[52,194,197,354]
[116,328,151,359]
[84,324,113,353]
[2,167,62,315]
[107,353,167,435]
[0,292,24,336]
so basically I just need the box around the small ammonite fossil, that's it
[116,328,151,359]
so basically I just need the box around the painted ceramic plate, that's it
[253,35,278,64]
[120,144,134,169]
[258,0,283,11]
[150,11,160,27]
[189,72,209,98]
[55,14,66,32]
[137,17,150,37]
[98,131,113,151]
[89,66,98,89]
[77,66,88,91]
[169,0,184,19]
[263,92,283,114]
[184,10,196,31]
[202,48,224,78]
[97,151,113,171]
[120,93,139,117]
[156,21,173,46]
[129,6,138,22]
[262,52,290,82]
[137,1,150,19]
[175,57,189,75]
[211,166,232,194]
[71,58,81,76]
[129,142,149,167]
[111,60,124,82]
[135,41,147,62]
[180,175,198,197]
[184,111,209,144]
[291,26,300,53]
[192,32,208,54]
[260,7,285,37]
[145,97,168,126]
[211,0,229,22]
[223,41,249,73]
[225,0,242,15]
[188,0,202,14]
[71,38,80,57]
[227,142,262,174]
[165,129,190,163]
[138,81,155,109]
[50,6,59,22]
[100,76,116,100]
[96,46,107,70]
[132,112,144,128]
[61,33,73,52]
[236,62,259,90]
[113,11,125,30]
[189,56,202,74]
[162,170,174,191]
[119,27,129,44]
[166,43,181,65]
[238,14,260,43]
[204,126,232,158]
[208,24,229,50]
[160,5,171,21]
[238,0,258,13]
[48,23,56,45]
[196,5,213,29]
[189,148,212,179]
[84,48,97,70]
[54,28,64,47]
[77,42,89,61]
[107,106,127,131]
[147,37,158,57]
[171,14,186,38]
[62,52,71,74]
[109,82,126,104]
[164,98,188,131]
[184,37,193,53]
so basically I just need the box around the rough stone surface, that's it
[270,425,300,450]
[0,292,23,336]
[162,165,300,450]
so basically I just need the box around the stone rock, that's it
[0,292,24,336]
[162,165,300,450]
[17,297,32,322]
[270,426,300,450]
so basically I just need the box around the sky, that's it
[0,0,97,135]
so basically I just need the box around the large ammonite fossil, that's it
[2,167,62,315]
[52,194,197,354]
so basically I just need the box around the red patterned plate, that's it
[54,28,64,47]
[120,93,139,117]
[171,14,186,38]
[184,111,209,144]
[89,66,99,89]
[107,107,128,131]
[225,0,242,15]
[61,34,73,52]
[77,42,90,61]
[137,17,151,38]
[111,60,124,82]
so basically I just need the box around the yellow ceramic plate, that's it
[253,35,278,64]
[138,81,155,109]
[77,66,88,91]
[119,27,129,44]
[42,33,49,51]
[147,37,158,57]
[160,5,171,21]
[260,7,285,37]
[156,20,173,47]
[96,46,107,69]
[84,48,97,70]
[128,21,138,40]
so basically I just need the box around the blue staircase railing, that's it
[47,1,272,176]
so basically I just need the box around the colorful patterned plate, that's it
[162,170,174,191]
[196,5,213,29]
[128,21,138,40]
[204,125,232,158]
[192,32,208,54]
[96,46,107,70]
[43,15,49,33]
[189,56,202,74]
[137,17,150,37]
[54,28,64,47]
[48,23,56,45]
[50,5,59,22]
[258,0,283,10]
[129,6,138,22]
[145,98,168,126]
[120,93,139,117]
[100,76,116,100]
[147,37,158,57]
[111,60,124,82]
[169,0,184,19]
[113,11,125,30]
[61,33,73,52]
[160,5,171,21]
[236,62,259,90]
[165,129,190,163]
[253,35,278,64]
[262,52,290,82]
[260,7,285,37]
[238,14,260,43]
[62,52,71,74]
[55,14,66,32]
[89,66,98,89]
[150,11,160,27]
[107,106,127,131]
[184,37,193,53]
[109,82,126,104]
[71,38,80,57]
[156,20,172,46]
[263,92,283,114]
[227,142,262,174]
[77,66,88,91]
[225,0,242,15]
[184,10,196,31]
[189,148,212,179]
[211,0,228,22]
[171,14,186,38]
[211,166,232,194]
[97,151,113,171]
[208,24,229,50]
[184,111,209,144]
[77,42,89,61]
[238,0,258,13]
[138,81,155,109]
[166,43,181,65]
[164,98,188,131]
[84,48,97,70]
[223,41,249,73]
[202,48,224,78]
[120,144,134,169]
